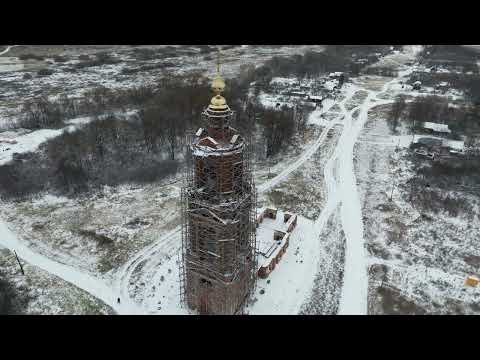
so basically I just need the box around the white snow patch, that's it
[0,128,63,165]
[249,215,317,314]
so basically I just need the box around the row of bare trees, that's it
[5,57,321,198]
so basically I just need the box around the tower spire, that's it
[209,46,227,109]
[216,47,221,77]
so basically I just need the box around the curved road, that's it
[0,45,19,56]
[0,218,142,314]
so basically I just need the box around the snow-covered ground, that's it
[0,218,142,314]
[0,128,63,165]
[4,45,475,315]
[0,66,400,314]
[0,109,139,165]
[0,243,114,315]
[353,69,480,314]
[0,45,327,127]
[248,214,317,314]
[0,46,18,56]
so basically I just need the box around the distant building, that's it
[412,136,464,157]
[328,72,344,79]
[422,122,451,135]
[465,275,479,287]
[435,82,449,94]
[415,137,443,148]
[307,95,324,104]
[442,139,464,154]
[288,91,307,98]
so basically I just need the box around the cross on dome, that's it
[209,47,228,110]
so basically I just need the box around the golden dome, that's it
[207,48,229,111]
[209,94,227,110]
[211,75,225,95]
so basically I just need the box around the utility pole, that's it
[389,155,396,202]
[389,183,395,201]
[267,155,273,179]
[412,117,415,144]
[13,250,24,275]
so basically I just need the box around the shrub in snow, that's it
[37,68,54,77]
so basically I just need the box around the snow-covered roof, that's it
[422,122,451,133]
[324,79,339,91]
[415,137,442,147]
[308,95,324,101]
[256,208,299,269]
[290,91,307,96]
[442,139,464,151]
[198,136,219,147]
[415,136,464,151]
[328,72,344,78]
[270,77,298,86]
[230,134,239,144]
[191,142,244,157]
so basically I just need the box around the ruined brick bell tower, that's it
[179,52,257,315]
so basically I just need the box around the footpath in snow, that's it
[0,45,19,56]
[0,218,142,314]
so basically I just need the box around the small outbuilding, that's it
[465,275,479,287]
[412,81,422,90]
[422,122,451,135]
[307,95,324,104]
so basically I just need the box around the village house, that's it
[412,136,465,158]
[421,122,451,136]
[412,81,422,90]
[435,81,449,94]
[307,95,325,105]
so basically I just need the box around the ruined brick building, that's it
[179,56,257,315]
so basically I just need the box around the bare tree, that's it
[388,95,406,133]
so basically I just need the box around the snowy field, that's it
[355,101,480,314]
[248,214,317,315]
[0,45,326,129]
[2,45,478,315]
[0,244,114,314]
[0,51,397,314]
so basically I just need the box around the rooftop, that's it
[256,208,298,270]
[422,122,451,133]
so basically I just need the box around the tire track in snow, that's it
[303,72,406,315]
[311,76,400,315]
[115,228,181,311]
